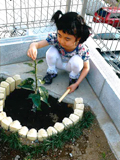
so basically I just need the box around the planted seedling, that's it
[18,59,50,112]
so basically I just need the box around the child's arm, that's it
[67,60,90,93]
[27,40,49,60]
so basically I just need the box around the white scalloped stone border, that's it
[0,75,85,143]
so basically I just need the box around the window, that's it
[97,8,109,18]
[110,13,120,19]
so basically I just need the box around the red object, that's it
[93,7,120,28]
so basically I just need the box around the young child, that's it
[27,10,91,94]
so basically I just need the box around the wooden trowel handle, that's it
[58,89,70,103]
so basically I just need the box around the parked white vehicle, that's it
[89,23,120,52]
[88,23,120,76]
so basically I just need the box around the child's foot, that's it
[69,78,79,89]
[43,73,57,84]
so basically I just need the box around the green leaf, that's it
[28,93,41,110]
[19,84,34,90]
[38,78,45,85]
[37,59,44,64]
[18,78,34,90]
[21,78,34,85]
[26,70,35,74]
[39,86,50,107]
[39,86,49,99]
[24,62,34,67]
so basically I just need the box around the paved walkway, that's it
[0,59,120,160]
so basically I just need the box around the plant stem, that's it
[34,60,37,94]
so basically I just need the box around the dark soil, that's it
[4,89,73,130]
[0,142,26,160]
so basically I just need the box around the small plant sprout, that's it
[18,59,50,112]
[102,152,106,159]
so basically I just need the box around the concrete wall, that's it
[0,36,120,134]
[0,35,50,66]
[86,37,120,133]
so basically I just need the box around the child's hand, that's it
[67,83,78,93]
[27,43,37,60]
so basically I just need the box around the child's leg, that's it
[65,55,83,87]
[44,46,63,84]
[46,46,63,74]
[65,55,83,79]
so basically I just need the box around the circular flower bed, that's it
[0,75,85,144]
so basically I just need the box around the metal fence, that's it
[0,0,111,37]
[0,0,120,77]
[0,0,84,38]
[86,5,120,77]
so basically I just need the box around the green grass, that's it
[102,152,106,159]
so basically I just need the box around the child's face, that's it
[57,30,80,51]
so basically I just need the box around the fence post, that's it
[81,0,88,18]
[65,0,71,12]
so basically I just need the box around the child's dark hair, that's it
[51,10,91,43]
